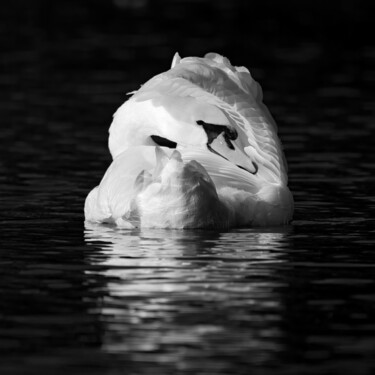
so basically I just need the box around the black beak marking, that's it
[196,120,238,149]
[151,135,177,148]
[197,120,258,175]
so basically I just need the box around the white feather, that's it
[86,53,294,228]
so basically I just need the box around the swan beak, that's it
[196,120,258,175]
[209,134,258,175]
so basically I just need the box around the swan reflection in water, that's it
[84,222,291,366]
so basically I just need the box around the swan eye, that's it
[151,135,177,148]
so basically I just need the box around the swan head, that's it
[109,52,288,184]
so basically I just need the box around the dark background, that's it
[1,0,374,224]
[2,0,374,159]
[1,1,375,375]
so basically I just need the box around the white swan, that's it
[85,52,293,229]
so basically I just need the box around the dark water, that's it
[1,1,375,374]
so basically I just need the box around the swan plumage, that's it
[85,52,293,228]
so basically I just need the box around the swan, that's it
[84,52,293,229]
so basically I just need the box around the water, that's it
[1,1,375,374]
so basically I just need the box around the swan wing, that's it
[84,146,235,228]
[85,146,156,224]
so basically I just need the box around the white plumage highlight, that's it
[85,52,293,229]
